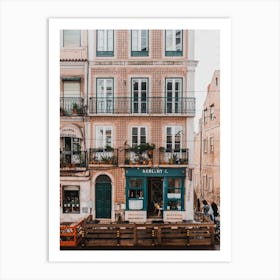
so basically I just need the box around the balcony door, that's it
[132,78,148,113]
[166,78,182,113]
[63,137,80,165]
[96,78,113,113]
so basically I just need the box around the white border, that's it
[49,18,231,262]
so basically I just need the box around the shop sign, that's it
[126,168,186,177]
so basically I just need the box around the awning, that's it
[60,125,83,138]
[61,76,81,81]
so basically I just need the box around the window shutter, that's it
[63,81,80,97]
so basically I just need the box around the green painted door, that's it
[95,183,111,218]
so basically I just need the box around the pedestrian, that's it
[202,199,214,221]
[210,198,219,220]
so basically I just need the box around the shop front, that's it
[124,168,187,223]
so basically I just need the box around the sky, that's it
[194,30,220,132]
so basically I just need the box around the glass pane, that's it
[107,30,113,51]
[132,127,138,136]
[168,178,181,187]
[132,30,139,51]
[129,178,143,187]
[63,30,80,48]
[141,30,147,51]
[166,30,173,51]
[97,30,105,51]
[176,30,182,51]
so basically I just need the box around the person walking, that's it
[210,199,219,221]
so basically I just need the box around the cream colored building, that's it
[194,70,220,208]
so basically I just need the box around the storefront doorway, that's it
[95,175,112,219]
[147,177,163,218]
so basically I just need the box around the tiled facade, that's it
[193,70,220,208]
[60,30,198,223]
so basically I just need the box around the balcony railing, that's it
[60,151,87,168]
[60,97,85,116]
[124,148,154,165]
[88,97,195,116]
[159,148,189,165]
[89,148,118,165]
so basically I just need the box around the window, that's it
[131,78,148,113]
[210,137,214,152]
[165,30,183,56]
[167,178,182,210]
[96,78,113,113]
[215,77,219,87]
[63,81,80,97]
[166,126,182,152]
[210,104,215,120]
[131,127,147,147]
[63,30,81,48]
[62,186,80,213]
[166,78,182,113]
[203,175,207,191]
[127,178,144,210]
[203,109,208,124]
[96,30,114,56]
[131,30,149,56]
[208,177,213,192]
[96,126,113,149]
[203,138,208,153]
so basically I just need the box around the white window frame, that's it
[63,30,81,48]
[131,78,148,113]
[96,30,114,53]
[165,78,183,113]
[165,30,183,51]
[95,126,113,149]
[96,78,114,113]
[131,30,149,52]
[131,126,148,147]
[165,126,182,151]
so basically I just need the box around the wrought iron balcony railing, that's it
[89,148,118,165]
[60,151,87,168]
[159,148,189,165]
[60,97,85,116]
[88,96,195,116]
[124,148,154,165]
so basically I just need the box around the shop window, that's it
[96,30,114,56]
[62,186,80,213]
[127,178,144,210]
[131,30,149,56]
[63,30,81,48]
[167,178,182,210]
[165,30,183,56]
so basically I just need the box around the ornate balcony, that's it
[60,97,85,116]
[88,96,195,116]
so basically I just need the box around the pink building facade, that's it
[194,70,220,208]
[60,30,198,223]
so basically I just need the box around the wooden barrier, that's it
[80,221,215,248]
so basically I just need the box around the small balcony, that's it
[124,144,155,166]
[88,97,195,116]
[60,97,85,116]
[158,148,189,165]
[60,151,87,169]
[89,147,118,166]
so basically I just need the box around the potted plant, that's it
[169,154,177,164]
[72,103,79,115]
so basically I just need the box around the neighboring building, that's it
[60,30,198,223]
[193,70,220,209]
